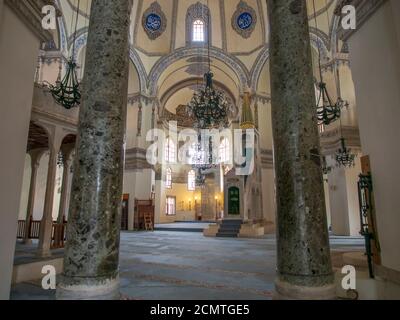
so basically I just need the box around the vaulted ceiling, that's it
[52,0,345,115]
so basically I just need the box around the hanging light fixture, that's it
[49,0,82,110]
[336,137,356,168]
[312,0,348,126]
[335,112,356,168]
[186,0,231,186]
[187,71,231,129]
[186,1,232,130]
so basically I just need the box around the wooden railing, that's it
[17,220,26,239]
[51,222,67,249]
[16,219,67,248]
[30,220,41,239]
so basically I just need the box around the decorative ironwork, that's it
[48,0,82,110]
[358,173,376,278]
[335,138,356,168]
[195,169,206,187]
[142,2,167,40]
[187,71,232,129]
[232,1,257,38]
[316,82,348,126]
[312,0,348,126]
[50,59,81,110]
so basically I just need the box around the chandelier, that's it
[48,0,82,110]
[187,71,231,129]
[312,0,348,126]
[50,59,81,110]
[186,0,231,186]
[336,138,356,168]
[316,82,348,126]
[195,169,206,187]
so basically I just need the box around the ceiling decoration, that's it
[185,63,210,76]
[232,1,257,39]
[142,2,167,40]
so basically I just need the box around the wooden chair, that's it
[144,212,154,231]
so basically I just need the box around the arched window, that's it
[219,138,230,163]
[166,167,172,189]
[165,138,176,163]
[192,19,205,42]
[188,170,196,191]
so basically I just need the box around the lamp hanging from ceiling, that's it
[186,0,232,130]
[49,0,82,110]
[312,0,348,126]
[336,137,356,168]
[335,115,356,168]
[186,0,231,186]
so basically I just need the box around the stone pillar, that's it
[37,143,59,257]
[57,146,74,224]
[57,0,132,300]
[23,149,44,244]
[268,0,335,299]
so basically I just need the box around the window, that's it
[165,138,176,163]
[219,137,230,163]
[188,170,196,191]
[166,196,176,216]
[192,19,205,42]
[166,167,172,189]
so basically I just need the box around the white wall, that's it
[347,0,400,271]
[0,3,41,299]
[18,153,64,221]
[123,169,153,229]
[327,156,361,236]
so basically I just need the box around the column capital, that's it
[29,148,46,168]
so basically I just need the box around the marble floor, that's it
[10,231,364,300]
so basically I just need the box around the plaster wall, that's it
[347,0,400,271]
[0,3,40,299]
[123,169,153,230]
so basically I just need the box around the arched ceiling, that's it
[52,0,345,109]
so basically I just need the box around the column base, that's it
[56,277,120,300]
[274,279,337,300]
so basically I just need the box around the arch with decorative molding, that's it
[251,29,332,92]
[148,47,250,97]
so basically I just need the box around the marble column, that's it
[57,146,74,224]
[267,0,335,299]
[37,144,59,257]
[23,149,44,244]
[57,0,132,300]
